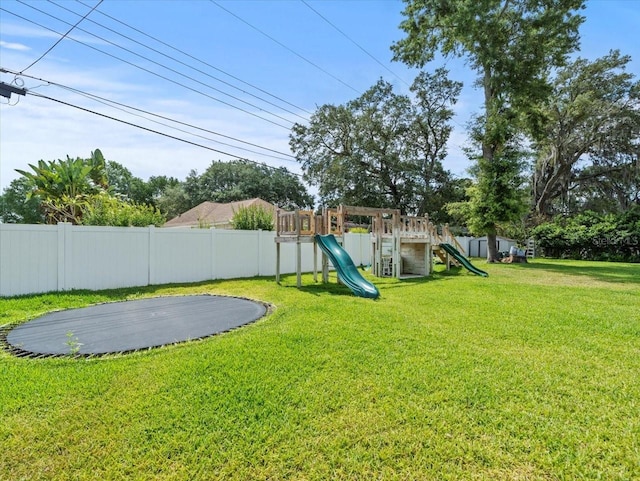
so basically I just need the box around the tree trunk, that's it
[486,226,499,263]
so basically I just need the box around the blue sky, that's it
[1,0,639,194]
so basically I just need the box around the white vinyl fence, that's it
[0,223,372,297]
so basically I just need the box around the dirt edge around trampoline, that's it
[0,294,274,360]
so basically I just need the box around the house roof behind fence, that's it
[164,198,278,228]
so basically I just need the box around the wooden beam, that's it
[275,242,281,284]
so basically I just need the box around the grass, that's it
[0,259,639,480]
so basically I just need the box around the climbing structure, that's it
[274,205,474,290]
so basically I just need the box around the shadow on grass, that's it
[0,277,274,304]
[277,269,449,298]
[509,260,640,285]
[279,280,356,298]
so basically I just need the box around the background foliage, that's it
[532,206,640,261]
[231,204,275,231]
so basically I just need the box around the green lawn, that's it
[1,259,639,480]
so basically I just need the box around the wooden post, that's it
[276,242,281,283]
[313,239,318,282]
[294,211,302,287]
[375,213,382,277]
[296,239,302,287]
[322,251,329,283]
[393,211,400,278]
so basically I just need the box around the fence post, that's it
[58,222,73,291]
[257,229,263,277]
[210,228,217,280]
[57,223,63,291]
[148,225,156,286]
[0,224,4,296]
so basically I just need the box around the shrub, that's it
[532,208,640,262]
[231,204,274,231]
[81,193,166,227]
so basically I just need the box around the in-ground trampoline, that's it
[3,295,268,358]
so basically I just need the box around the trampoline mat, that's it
[5,295,268,357]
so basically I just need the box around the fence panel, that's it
[343,233,371,267]
[1,225,376,297]
[152,228,213,285]
[214,230,261,279]
[64,225,149,291]
[0,224,58,297]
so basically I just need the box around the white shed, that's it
[468,236,516,258]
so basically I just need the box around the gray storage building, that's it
[468,236,516,258]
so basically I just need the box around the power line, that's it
[47,0,309,122]
[19,0,103,74]
[2,67,297,161]
[300,0,411,88]
[209,0,361,95]
[74,90,294,162]
[14,1,297,128]
[26,91,305,177]
[1,5,293,130]
[75,0,313,116]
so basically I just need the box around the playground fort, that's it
[274,205,487,299]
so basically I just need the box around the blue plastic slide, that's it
[314,234,380,299]
[439,243,489,277]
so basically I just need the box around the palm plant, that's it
[16,150,108,224]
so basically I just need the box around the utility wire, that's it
[74,90,294,162]
[19,0,103,74]
[48,0,309,122]
[2,67,297,161]
[75,0,312,116]
[14,1,297,128]
[1,6,293,130]
[26,91,304,176]
[209,0,361,95]
[300,0,411,88]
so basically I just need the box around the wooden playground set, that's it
[274,205,486,298]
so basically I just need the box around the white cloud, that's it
[0,40,30,51]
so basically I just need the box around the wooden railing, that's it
[277,207,449,245]
[276,210,316,236]
[399,216,432,236]
[441,224,465,252]
[372,215,433,239]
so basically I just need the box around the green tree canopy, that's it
[106,160,180,207]
[290,72,462,216]
[392,0,585,260]
[183,160,313,211]
[532,50,640,217]
[16,149,108,224]
[11,150,171,226]
[0,177,45,224]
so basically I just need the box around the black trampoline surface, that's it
[5,295,268,357]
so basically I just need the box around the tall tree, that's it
[156,184,191,219]
[184,160,313,211]
[290,72,461,215]
[392,0,585,260]
[106,161,179,207]
[571,159,640,214]
[0,177,45,224]
[532,50,640,216]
